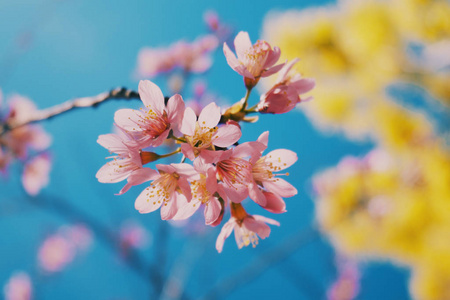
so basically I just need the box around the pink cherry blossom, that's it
[5,95,51,159]
[63,224,93,251]
[215,203,280,253]
[248,132,298,207]
[3,272,32,300]
[38,234,76,273]
[179,102,241,162]
[136,48,177,78]
[258,58,315,114]
[223,31,284,88]
[134,163,198,220]
[213,141,265,203]
[21,153,51,196]
[96,129,154,195]
[173,159,225,225]
[114,80,185,148]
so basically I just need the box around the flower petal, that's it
[160,195,179,220]
[248,182,266,206]
[215,219,236,253]
[135,187,163,214]
[234,31,252,61]
[261,62,285,78]
[244,217,271,239]
[172,198,201,220]
[198,102,221,128]
[265,149,298,171]
[253,215,280,226]
[213,124,242,147]
[138,80,165,115]
[263,178,297,198]
[204,197,221,225]
[114,109,146,132]
[180,107,196,136]
[261,192,286,214]
[166,94,185,126]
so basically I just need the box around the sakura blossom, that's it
[223,31,284,88]
[179,102,241,162]
[21,153,51,196]
[216,203,280,253]
[95,128,149,195]
[173,159,224,225]
[114,80,185,148]
[134,163,198,220]
[248,132,298,207]
[3,272,32,300]
[258,58,315,114]
[38,234,76,273]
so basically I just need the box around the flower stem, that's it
[159,148,181,159]
[240,88,253,112]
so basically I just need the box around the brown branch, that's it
[200,226,320,300]
[1,87,141,135]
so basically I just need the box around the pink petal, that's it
[138,80,165,115]
[114,109,146,132]
[156,164,176,174]
[180,107,197,136]
[265,149,298,171]
[213,124,242,147]
[199,149,225,164]
[177,177,192,202]
[261,192,286,214]
[160,195,179,220]
[135,187,163,214]
[257,131,269,147]
[204,197,221,225]
[264,46,281,69]
[117,168,158,195]
[172,199,201,220]
[291,78,316,94]
[261,62,285,78]
[263,178,297,198]
[170,163,199,181]
[96,160,133,183]
[276,58,299,83]
[234,31,252,61]
[180,143,196,160]
[166,94,185,126]
[244,217,271,239]
[97,134,125,153]
[205,167,218,193]
[150,128,170,147]
[233,141,266,158]
[253,215,280,226]
[198,102,221,128]
[222,184,248,203]
[215,219,236,253]
[248,182,266,206]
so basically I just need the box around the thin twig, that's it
[200,226,320,300]
[1,87,141,135]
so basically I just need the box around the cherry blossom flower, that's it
[134,163,198,220]
[96,129,153,195]
[38,234,76,273]
[63,224,93,251]
[173,159,225,225]
[114,80,185,148]
[213,141,265,203]
[223,31,284,88]
[136,48,177,78]
[21,153,51,196]
[258,58,315,114]
[248,132,298,207]
[3,272,32,300]
[179,102,241,162]
[215,203,280,253]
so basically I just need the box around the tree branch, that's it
[1,87,141,135]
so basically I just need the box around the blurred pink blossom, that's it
[38,234,75,273]
[21,153,51,196]
[120,221,151,250]
[3,272,32,300]
[327,259,360,300]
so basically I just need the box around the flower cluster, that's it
[98,31,314,252]
[136,35,219,78]
[0,91,52,196]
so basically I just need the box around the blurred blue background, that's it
[0,0,411,299]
